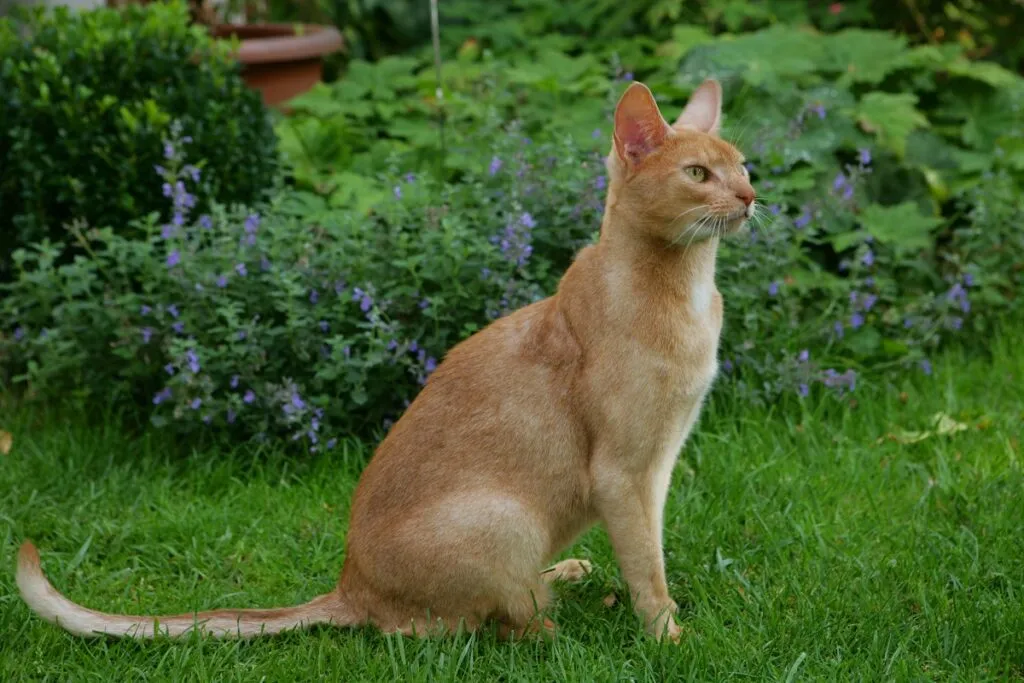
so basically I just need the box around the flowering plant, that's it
[3,107,1020,449]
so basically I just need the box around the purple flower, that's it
[858,147,872,166]
[798,383,809,397]
[186,165,200,182]
[171,322,185,334]
[812,103,826,119]
[405,172,416,183]
[622,71,634,81]
[261,255,272,272]
[230,375,240,389]
[235,263,247,277]
[153,387,172,405]
[319,320,329,332]
[419,299,430,310]
[161,224,178,240]
[185,349,200,374]
[291,393,306,410]
[172,212,184,226]
[244,214,260,233]
[595,175,607,190]
[520,212,536,229]
[722,359,734,372]
[480,268,491,280]
[951,317,963,330]
[862,250,874,266]
[409,340,419,353]
[154,164,166,176]
[141,327,153,344]
[904,317,914,328]
[167,304,179,318]
[141,305,152,316]
[227,409,237,424]
[798,349,809,362]
[190,397,202,410]
[162,183,173,198]
[359,294,373,312]
[166,250,181,268]
[769,204,782,216]
[850,313,865,329]
[833,173,847,192]
[243,390,255,404]
[387,339,398,351]
[833,321,845,338]
[865,276,875,287]
[199,214,213,230]
[163,142,174,159]
[425,357,438,373]
[310,289,319,304]
[964,273,975,287]
[238,330,247,341]
[164,363,175,375]
[794,210,811,229]
[862,294,878,311]
[216,275,228,288]
[489,157,503,176]
[592,129,602,139]
[920,359,933,376]
[14,326,26,341]
[393,185,402,200]
[326,438,337,450]
[334,280,347,295]
[768,281,780,296]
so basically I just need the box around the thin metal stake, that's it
[429,0,446,167]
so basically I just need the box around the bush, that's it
[0,1,278,278]
[2,115,1020,448]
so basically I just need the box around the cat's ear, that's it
[674,79,722,135]
[613,82,671,166]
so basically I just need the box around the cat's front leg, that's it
[592,458,681,642]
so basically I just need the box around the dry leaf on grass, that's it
[877,412,971,445]
[0,430,12,455]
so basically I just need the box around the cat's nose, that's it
[736,188,755,206]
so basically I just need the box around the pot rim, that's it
[212,22,344,65]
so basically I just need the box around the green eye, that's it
[684,166,708,182]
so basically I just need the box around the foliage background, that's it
[1,0,1022,448]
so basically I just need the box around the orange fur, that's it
[17,79,756,643]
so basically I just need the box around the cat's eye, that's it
[739,162,750,176]
[684,166,708,182]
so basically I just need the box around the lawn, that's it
[2,325,1022,681]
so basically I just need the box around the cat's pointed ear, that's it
[674,79,722,135]
[613,82,671,166]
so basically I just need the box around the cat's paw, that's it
[542,558,593,583]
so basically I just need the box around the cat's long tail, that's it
[16,540,359,639]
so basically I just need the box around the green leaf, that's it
[859,202,942,252]
[945,59,1021,89]
[825,29,909,85]
[856,92,928,157]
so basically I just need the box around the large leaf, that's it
[856,92,928,158]
[824,29,909,85]
[859,202,942,252]
[678,25,826,88]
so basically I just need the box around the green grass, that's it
[2,328,1022,681]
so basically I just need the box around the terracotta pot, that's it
[210,23,343,108]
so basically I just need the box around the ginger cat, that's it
[17,79,756,643]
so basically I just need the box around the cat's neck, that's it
[598,210,720,303]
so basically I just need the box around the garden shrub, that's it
[2,115,1020,448]
[0,0,278,279]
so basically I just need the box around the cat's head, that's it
[605,79,755,245]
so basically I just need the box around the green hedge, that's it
[0,1,278,278]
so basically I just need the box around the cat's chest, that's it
[623,294,723,405]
